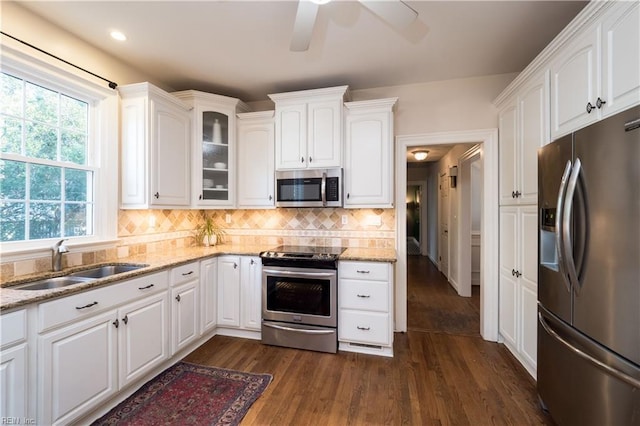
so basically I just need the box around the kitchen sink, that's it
[68,264,148,279]
[12,276,96,291]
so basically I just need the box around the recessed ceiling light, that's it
[310,0,331,4]
[110,31,127,41]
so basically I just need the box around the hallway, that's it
[407,255,480,335]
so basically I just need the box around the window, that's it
[1,72,95,242]
[0,45,117,256]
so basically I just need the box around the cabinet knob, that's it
[586,102,595,114]
[233,262,238,269]
[199,194,203,200]
[250,259,255,265]
[269,195,273,201]
[112,319,119,328]
[515,190,521,198]
[154,192,159,199]
[175,294,181,302]
[301,157,305,163]
[122,315,129,325]
[596,97,606,109]
[516,270,522,278]
[309,156,312,163]
[512,269,516,276]
[347,193,350,199]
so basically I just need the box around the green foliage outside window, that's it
[0,72,93,242]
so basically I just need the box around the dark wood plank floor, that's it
[184,256,552,425]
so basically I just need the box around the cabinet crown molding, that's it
[493,0,613,107]
[237,110,275,120]
[345,97,398,112]
[172,89,251,113]
[268,85,350,103]
[119,82,190,110]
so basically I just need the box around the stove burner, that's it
[259,246,346,269]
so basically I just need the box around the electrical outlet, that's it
[225,213,231,224]
[341,215,348,225]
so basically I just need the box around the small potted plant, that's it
[194,215,225,247]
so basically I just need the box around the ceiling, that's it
[13,1,587,102]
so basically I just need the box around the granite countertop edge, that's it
[1,245,396,312]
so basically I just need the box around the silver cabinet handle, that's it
[138,283,154,290]
[357,326,371,331]
[75,301,98,310]
[356,294,370,298]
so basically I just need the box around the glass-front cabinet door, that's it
[201,111,230,202]
[172,90,249,208]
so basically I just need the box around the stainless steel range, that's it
[260,245,345,353]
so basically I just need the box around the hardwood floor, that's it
[184,256,552,425]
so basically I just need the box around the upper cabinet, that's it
[120,83,191,209]
[498,70,549,206]
[344,98,397,208]
[269,86,349,170]
[173,90,250,208]
[237,111,275,209]
[550,1,639,139]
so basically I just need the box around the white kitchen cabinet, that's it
[217,256,241,328]
[37,271,169,425]
[120,82,191,209]
[269,86,348,170]
[343,98,397,208]
[550,1,639,138]
[240,256,262,331]
[237,111,275,208]
[172,90,250,208]
[499,205,538,378]
[118,292,169,388]
[0,309,29,420]
[39,310,118,425]
[338,261,394,357]
[170,262,200,354]
[498,70,548,206]
[200,258,218,335]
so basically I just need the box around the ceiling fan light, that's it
[413,150,429,161]
[310,0,331,4]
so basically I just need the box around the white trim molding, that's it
[395,128,499,342]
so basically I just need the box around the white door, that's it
[119,292,169,387]
[241,257,262,331]
[0,344,28,419]
[519,206,539,370]
[200,258,218,334]
[40,310,118,425]
[307,99,342,168]
[172,280,199,354]
[276,103,306,170]
[237,117,275,207]
[217,256,241,327]
[499,207,519,349]
[498,103,518,205]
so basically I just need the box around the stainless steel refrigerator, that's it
[537,105,640,425]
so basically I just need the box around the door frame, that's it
[395,129,499,341]
[457,145,482,298]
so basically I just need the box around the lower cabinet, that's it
[170,262,200,354]
[200,258,218,335]
[338,261,394,357]
[37,271,170,425]
[0,309,29,420]
[217,255,261,337]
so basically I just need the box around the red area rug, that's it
[92,362,272,425]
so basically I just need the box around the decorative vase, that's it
[203,234,217,247]
[212,119,222,144]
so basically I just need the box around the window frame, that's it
[0,44,118,260]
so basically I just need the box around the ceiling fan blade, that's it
[290,0,320,52]
[359,0,418,30]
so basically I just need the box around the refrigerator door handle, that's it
[563,158,582,295]
[539,311,640,389]
[556,160,573,293]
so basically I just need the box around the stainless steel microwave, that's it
[275,169,343,208]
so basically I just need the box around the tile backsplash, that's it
[2,208,395,280]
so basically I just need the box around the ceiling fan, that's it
[290,0,418,51]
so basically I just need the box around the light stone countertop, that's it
[0,244,396,312]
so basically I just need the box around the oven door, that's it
[262,266,337,328]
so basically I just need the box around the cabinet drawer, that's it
[339,310,390,346]
[339,261,389,281]
[171,262,199,286]
[38,271,168,333]
[339,280,389,312]
[1,309,27,348]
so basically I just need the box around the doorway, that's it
[406,183,425,256]
[395,129,499,341]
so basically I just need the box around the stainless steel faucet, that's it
[52,239,69,272]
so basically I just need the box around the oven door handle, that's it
[263,322,335,335]
[262,268,336,278]
[321,171,327,207]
